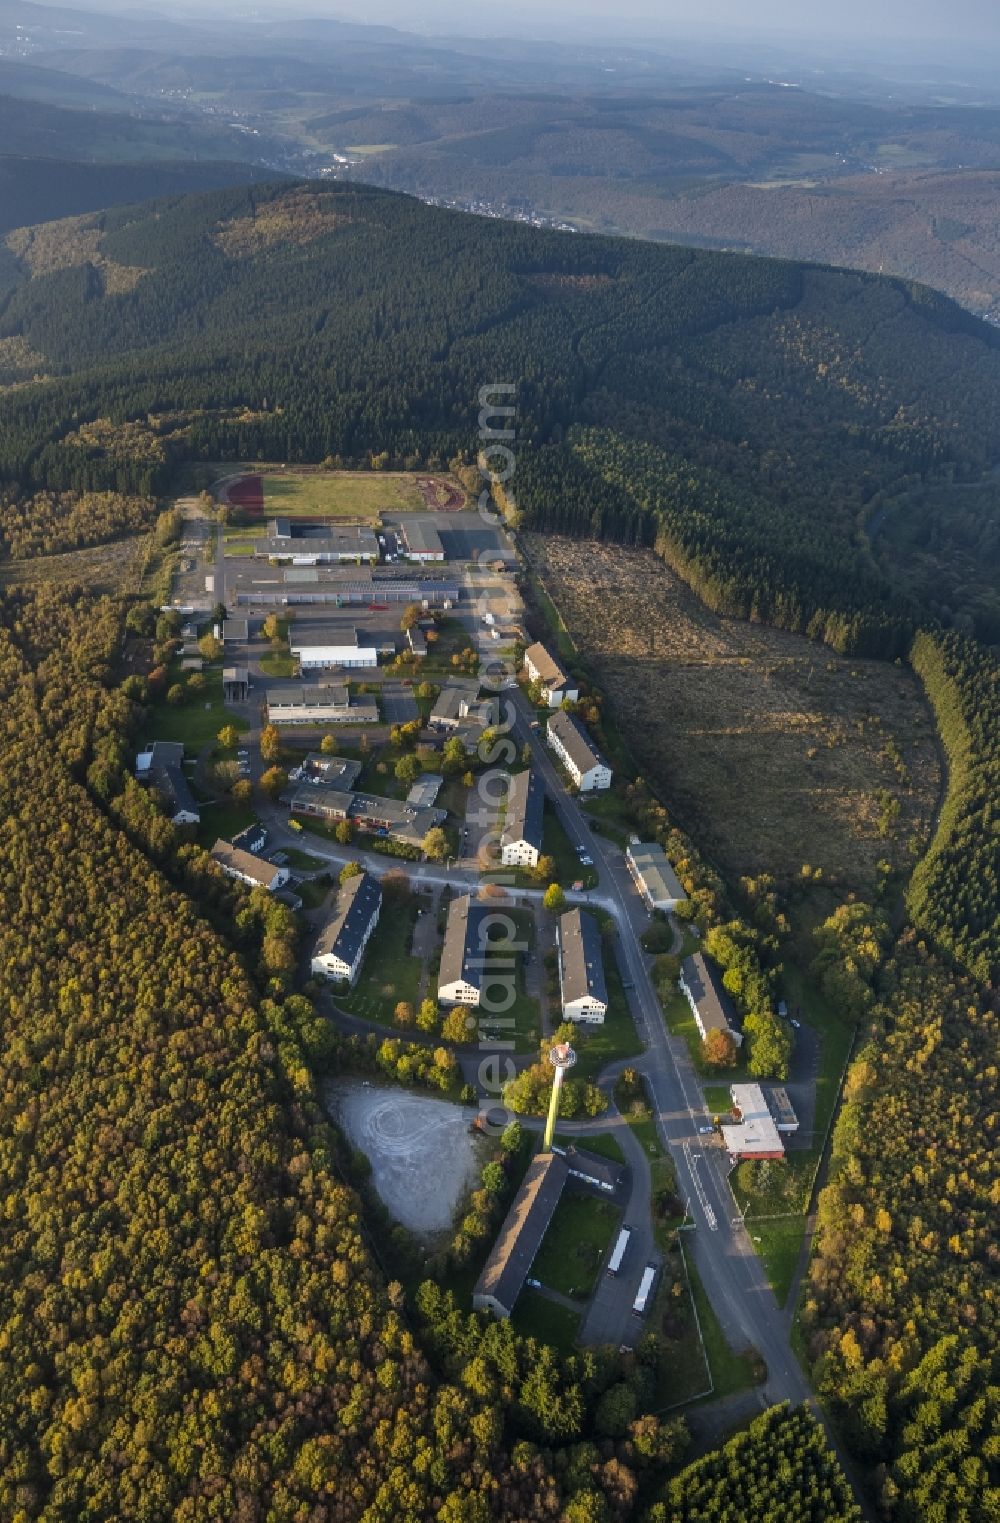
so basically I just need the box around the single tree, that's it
[422,826,449,861]
[260,723,282,762]
[702,1027,738,1070]
[217,724,240,750]
[543,882,566,914]
[259,765,287,799]
[339,861,363,884]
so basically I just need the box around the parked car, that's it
[698,1125,714,1135]
[791,1019,802,1030]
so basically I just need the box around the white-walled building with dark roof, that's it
[501,768,544,868]
[523,641,578,706]
[557,908,608,1024]
[546,709,611,792]
[311,871,382,984]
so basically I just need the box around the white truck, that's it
[632,1264,657,1317]
[607,1227,631,1277]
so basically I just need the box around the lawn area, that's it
[510,1289,581,1352]
[661,984,745,1082]
[702,1083,733,1116]
[542,803,597,889]
[553,1130,626,1165]
[338,899,421,1023]
[742,1216,809,1308]
[531,1192,621,1299]
[261,470,424,520]
[569,961,643,1082]
[147,663,248,751]
[195,798,257,849]
[681,1242,762,1399]
[283,847,326,871]
[578,792,635,850]
[260,649,297,678]
[478,907,541,1053]
[297,878,331,910]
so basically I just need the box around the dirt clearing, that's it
[526,535,940,895]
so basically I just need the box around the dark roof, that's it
[680,952,737,1036]
[501,768,544,852]
[547,709,607,776]
[563,1145,627,1193]
[267,684,350,709]
[439,894,489,994]
[314,871,382,965]
[558,908,608,1008]
[401,519,444,556]
[473,1151,568,1314]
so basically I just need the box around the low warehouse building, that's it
[266,685,379,725]
[400,519,445,562]
[290,628,379,670]
[626,842,687,912]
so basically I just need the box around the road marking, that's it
[683,1142,718,1230]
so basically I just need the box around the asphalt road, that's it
[503,687,815,1407]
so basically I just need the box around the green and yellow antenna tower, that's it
[543,1040,577,1150]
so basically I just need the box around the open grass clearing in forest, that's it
[260,469,428,520]
[526,535,940,904]
[0,533,149,595]
[148,664,249,751]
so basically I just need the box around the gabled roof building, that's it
[311,871,382,984]
[546,709,611,793]
[500,768,544,867]
[557,908,608,1024]
[679,953,742,1047]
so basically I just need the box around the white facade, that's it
[437,976,481,1008]
[501,837,539,868]
[311,900,380,984]
[547,717,612,792]
[524,641,579,706]
[291,642,378,670]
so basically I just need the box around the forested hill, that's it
[2,178,1000,646]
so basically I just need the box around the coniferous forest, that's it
[0,180,998,1522]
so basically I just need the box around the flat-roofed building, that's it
[289,785,444,850]
[210,839,289,893]
[294,753,362,790]
[679,953,742,1048]
[311,871,382,984]
[523,641,578,706]
[400,518,445,561]
[472,1151,568,1318]
[626,842,687,911]
[222,665,249,702]
[547,709,611,792]
[266,685,379,725]
[429,679,482,729]
[290,627,379,670]
[557,908,608,1024]
[501,767,544,868]
[720,1083,786,1161]
[766,1087,800,1132]
[255,523,379,563]
[223,617,249,642]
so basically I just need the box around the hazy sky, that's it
[245,0,1000,46]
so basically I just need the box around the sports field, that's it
[220,468,469,521]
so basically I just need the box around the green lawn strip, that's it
[569,961,642,1083]
[525,568,576,662]
[541,803,597,888]
[283,847,326,871]
[680,1242,761,1400]
[259,649,297,678]
[616,1100,688,1248]
[701,1083,733,1116]
[660,985,747,1082]
[148,663,248,750]
[742,1215,809,1309]
[338,899,421,1023]
[510,1289,581,1353]
[646,1242,713,1405]
[578,792,635,849]
[530,1191,621,1299]
[297,878,331,910]
[194,799,257,849]
[477,907,541,1053]
[552,1129,626,1165]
